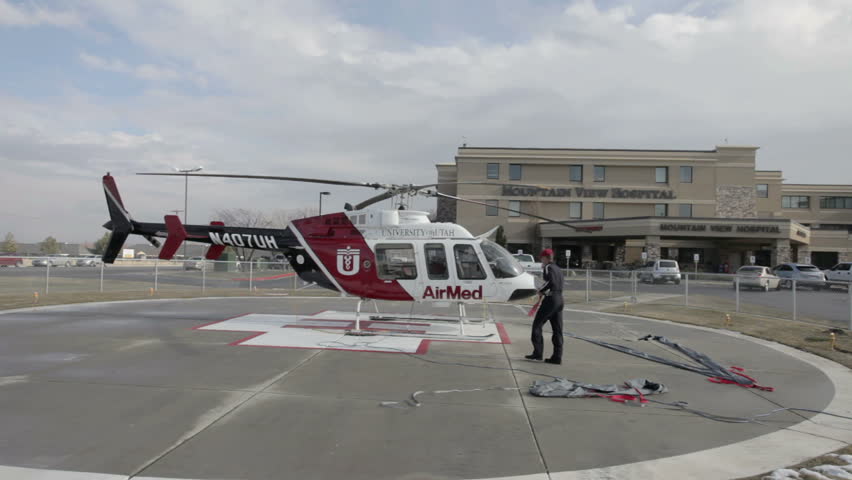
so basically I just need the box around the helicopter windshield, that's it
[480,239,525,279]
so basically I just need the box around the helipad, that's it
[194,310,510,353]
[0,297,850,480]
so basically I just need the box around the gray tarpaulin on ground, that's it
[566,333,760,387]
[530,378,667,398]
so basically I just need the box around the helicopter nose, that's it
[508,273,538,300]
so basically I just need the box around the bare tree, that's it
[211,207,321,261]
[90,232,111,255]
[1,232,17,253]
[212,208,273,261]
[269,207,319,228]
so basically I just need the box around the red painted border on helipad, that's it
[191,312,511,355]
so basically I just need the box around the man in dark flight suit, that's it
[526,249,564,365]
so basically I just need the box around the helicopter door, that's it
[451,242,494,302]
[373,243,419,297]
[421,242,452,300]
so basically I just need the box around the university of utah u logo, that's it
[336,246,360,276]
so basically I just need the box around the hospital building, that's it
[435,146,852,271]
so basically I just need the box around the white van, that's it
[638,259,681,284]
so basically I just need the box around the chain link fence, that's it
[1,258,850,329]
[0,256,320,303]
[562,268,852,329]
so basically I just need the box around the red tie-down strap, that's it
[708,366,775,392]
[527,298,542,317]
[595,387,649,404]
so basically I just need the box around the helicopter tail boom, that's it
[102,173,303,263]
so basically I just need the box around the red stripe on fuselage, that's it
[291,213,414,301]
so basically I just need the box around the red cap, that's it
[540,248,554,258]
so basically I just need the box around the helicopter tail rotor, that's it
[101,174,162,263]
[101,174,135,263]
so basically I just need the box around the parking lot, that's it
[564,269,852,328]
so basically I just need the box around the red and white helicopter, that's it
[101,172,599,336]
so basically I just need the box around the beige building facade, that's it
[436,146,852,271]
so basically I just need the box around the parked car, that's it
[772,263,827,290]
[0,254,23,267]
[265,254,289,270]
[183,256,207,271]
[49,254,72,267]
[76,255,102,267]
[734,266,780,291]
[824,262,852,290]
[638,259,681,284]
[32,254,72,267]
[512,253,542,275]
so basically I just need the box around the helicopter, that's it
[101,172,600,335]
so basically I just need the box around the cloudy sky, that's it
[2,0,851,243]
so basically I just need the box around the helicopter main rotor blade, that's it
[137,172,390,189]
[429,191,601,233]
[353,181,562,210]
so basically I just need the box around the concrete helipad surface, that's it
[1,297,851,480]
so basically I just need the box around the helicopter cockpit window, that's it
[480,239,525,278]
[453,244,487,280]
[424,243,449,280]
[375,244,418,280]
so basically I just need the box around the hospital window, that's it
[654,204,668,217]
[569,202,582,219]
[593,202,605,219]
[655,167,668,183]
[454,244,487,280]
[485,200,499,216]
[509,164,522,181]
[782,196,810,209]
[680,166,693,183]
[424,243,449,280]
[508,200,521,217]
[819,197,852,209]
[375,244,418,280]
[594,166,606,182]
[486,163,500,179]
[678,204,693,217]
[569,165,583,182]
[756,184,768,198]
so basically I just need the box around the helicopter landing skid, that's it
[368,315,483,325]
[346,299,489,338]
[366,331,494,340]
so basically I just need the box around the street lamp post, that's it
[319,191,330,216]
[175,166,203,257]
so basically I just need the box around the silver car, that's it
[638,259,681,284]
[76,255,102,267]
[734,266,781,292]
[772,263,827,290]
[183,256,207,271]
[33,255,71,267]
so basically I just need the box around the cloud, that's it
[0,0,82,27]
[2,0,852,242]
[79,52,182,81]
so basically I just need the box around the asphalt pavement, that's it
[1,297,850,480]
